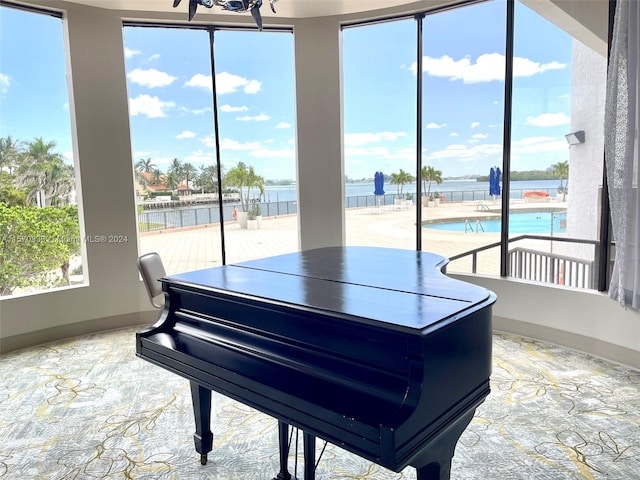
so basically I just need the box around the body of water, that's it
[262,179,563,203]
[139,179,565,232]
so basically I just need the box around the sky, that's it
[0,1,575,182]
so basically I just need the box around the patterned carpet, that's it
[1,327,639,480]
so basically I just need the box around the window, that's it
[340,0,609,291]
[342,19,417,250]
[420,1,506,275]
[0,4,84,297]
[124,25,297,274]
[506,1,607,289]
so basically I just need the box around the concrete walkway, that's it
[140,200,568,277]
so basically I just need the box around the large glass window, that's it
[342,19,417,251]
[341,0,609,291]
[0,5,84,297]
[506,1,606,289]
[213,30,298,265]
[124,26,297,274]
[419,1,506,275]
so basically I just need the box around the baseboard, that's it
[494,316,640,370]
[0,310,158,355]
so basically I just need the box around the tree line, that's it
[0,136,80,295]
[135,157,266,212]
[475,162,569,184]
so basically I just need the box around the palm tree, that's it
[168,158,183,177]
[164,171,181,192]
[150,168,164,185]
[0,136,22,177]
[390,168,414,198]
[421,165,443,198]
[135,157,155,173]
[16,137,72,207]
[47,162,75,206]
[182,162,197,195]
[196,165,219,193]
[552,161,569,200]
[225,161,265,211]
[167,158,184,194]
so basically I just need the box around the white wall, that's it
[1,2,153,351]
[461,275,640,368]
[567,41,607,248]
[1,0,639,370]
[294,16,345,250]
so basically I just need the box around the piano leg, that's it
[414,410,475,480]
[273,421,292,480]
[189,381,214,465]
[303,432,316,480]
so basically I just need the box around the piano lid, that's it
[165,247,494,333]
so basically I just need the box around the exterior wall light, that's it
[565,130,586,145]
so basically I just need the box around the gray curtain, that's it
[605,0,639,308]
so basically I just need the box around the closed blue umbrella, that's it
[374,171,385,196]
[489,167,501,198]
[374,172,385,209]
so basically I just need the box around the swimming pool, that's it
[425,211,567,234]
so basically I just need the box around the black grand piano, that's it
[136,246,496,479]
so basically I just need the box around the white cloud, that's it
[425,142,503,162]
[127,68,177,88]
[512,136,568,153]
[411,53,566,83]
[124,48,141,59]
[187,72,262,94]
[221,104,249,112]
[471,122,480,128]
[345,146,391,157]
[0,73,10,94]
[184,149,217,163]
[185,73,212,91]
[251,148,295,159]
[276,122,292,129]
[244,79,261,94]
[219,138,261,150]
[236,113,270,122]
[426,123,447,129]
[191,107,212,115]
[422,135,568,165]
[344,145,416,162]
[471,133,488,139]
[147,54,161,62]
[513,57,565,77]
[128,94,175,118]
[450,132,460,137]
[176,130,196,139]
[525,112,570,127]
[344,131,408,147]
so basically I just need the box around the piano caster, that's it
[200,453,208,465]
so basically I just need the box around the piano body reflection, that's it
[136,246,496,479]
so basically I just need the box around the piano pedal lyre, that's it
[273,422,328,480]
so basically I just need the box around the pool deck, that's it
[139,198,569,276]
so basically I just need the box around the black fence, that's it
[138,187,559,232]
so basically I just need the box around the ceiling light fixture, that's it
[172,0,279,30]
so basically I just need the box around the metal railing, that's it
[448,235,600,289]
[509,246,594,288]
